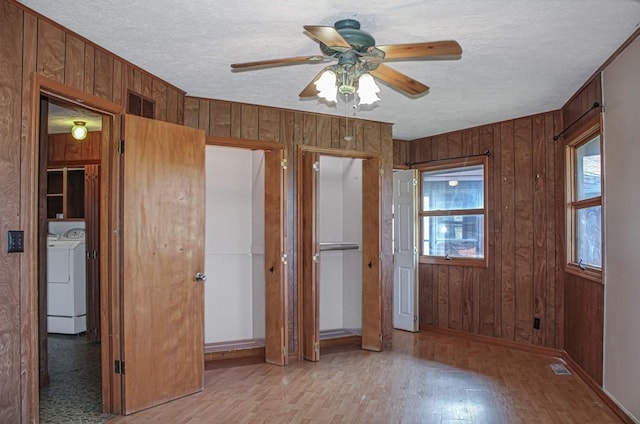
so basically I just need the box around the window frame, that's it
[416,156,489,268]
[565,116,603,282]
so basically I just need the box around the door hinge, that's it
[379,168,384,176]
[412,178,418,186]
[114,360,125,375]
[378,334,383,343]
[413,315,418,322]
[313,342,319,353]
[116,139,125,155]
[313,253,320,263]
[281,253,288,265]
[281,158,287,169]
[313,161,320,172]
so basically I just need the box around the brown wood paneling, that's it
[0,3,24,423]
[64,34,85,90]
[411,112,563,348]
[513,118,533,343]
[94,49,114,102]
[37,19,65,82]
[561,78,601,141]
[83,44,95,94]
[152,80,167,122]
[316,115,332,148]
[47,131,101,164]
[564,275,604,384]
[364,121,381,153]
[166,89,178,125]
[240,104,258,140]
[531,114,547,347]
[258,108,280,142]
[183,97,200,129]
[500,121,516,341]
[198,99,210,135]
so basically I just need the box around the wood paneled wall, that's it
[560,77,604,384]
[0,1,185,421]
[48,131,101,165]
[183,96,394,356]
[403,111,565,348]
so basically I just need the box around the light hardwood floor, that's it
[108,330,623,423]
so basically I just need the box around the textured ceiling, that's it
[19,0,640,140]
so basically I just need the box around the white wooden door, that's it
[393,169,419,332]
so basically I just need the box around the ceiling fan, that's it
[230,19,462,102]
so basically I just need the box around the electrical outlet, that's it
[7,230,24,253]
[533,317,541,330]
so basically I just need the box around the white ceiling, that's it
[19,0,640,140]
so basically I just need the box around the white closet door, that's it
[393,169,419,332]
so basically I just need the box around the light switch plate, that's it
[7,230,24,253]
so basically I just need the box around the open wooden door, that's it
[264,148,288,365]
[392,169,419,332]
[299,151,320,361]
[121,114,205,414]
[361,157,382,351]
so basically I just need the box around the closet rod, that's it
[319,242,360,251]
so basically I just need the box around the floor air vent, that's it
[550,363,572,375]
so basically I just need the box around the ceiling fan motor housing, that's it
[320,19,376,56]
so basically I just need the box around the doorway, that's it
[38,95,108,421]
[203,140,288,366]
[297,147,382,361]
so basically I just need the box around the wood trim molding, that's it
[298,144,381,160]
[25,73,124,419]
[206,135,285,150]
[421,326,636,424]
[421,325,565,357]
[562,353,636,424]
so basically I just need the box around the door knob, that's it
[194,272,207,281]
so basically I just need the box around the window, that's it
[566,119,602,279]
[418,157,488,266]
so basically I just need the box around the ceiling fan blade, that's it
[231,55,326,71]
[303,25,351,49]
[369,64,429,96]
[376,40,462,60]
[299,67,329,98]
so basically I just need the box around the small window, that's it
[566,120,602,280]
[418,157,488,266]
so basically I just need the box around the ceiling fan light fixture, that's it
[357,73,380,105]
[71,121,88,140]
[314,70,338,103]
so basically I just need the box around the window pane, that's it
[576,206,601,268]
[421,215,484,258]
[422,165,483,211]
[576,136,601,201]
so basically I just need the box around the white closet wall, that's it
[342,159,362,330]
[318,156,362,332]
[251,150,266,339]
[204,146,265,344]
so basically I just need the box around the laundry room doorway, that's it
[37,92,108,422]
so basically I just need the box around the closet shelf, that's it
[319,242,359,251]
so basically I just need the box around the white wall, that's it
[602,34,640,422]
[318,156,362,331]
[204,146,264,343]
[251,151,266,339]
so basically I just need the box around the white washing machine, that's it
[47,228,87,334]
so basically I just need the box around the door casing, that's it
[296,145,383,361]
[24,74,124,422]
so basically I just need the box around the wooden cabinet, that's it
[46,167,85,219]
